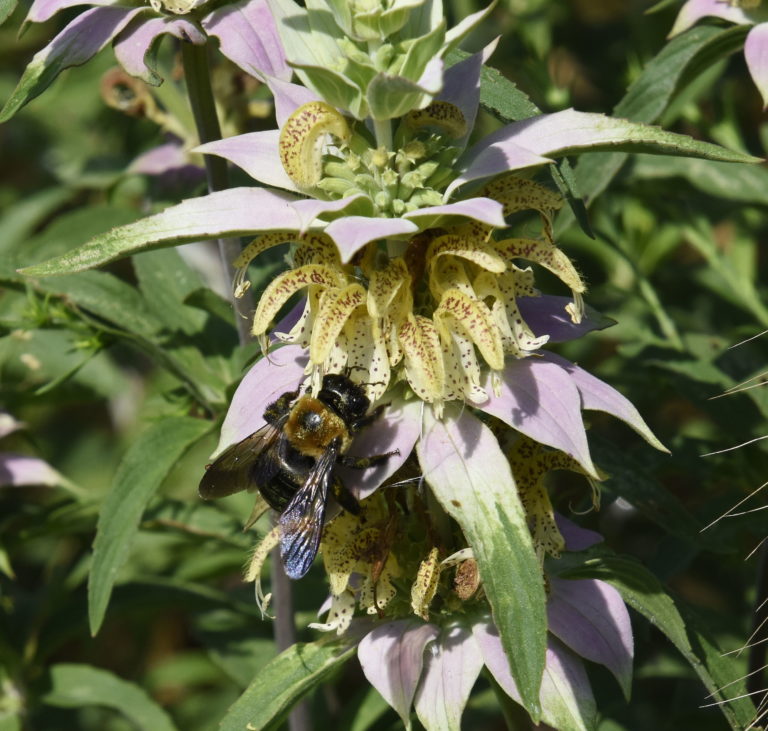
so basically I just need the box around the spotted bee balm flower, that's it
[16,0,761,725]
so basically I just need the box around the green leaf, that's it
[474,56,541,122]
[559,24,752,233]
[8,204,139,281]
[554,553,756,731]
[0,0,18,26]
[219,637,358,730]
[88,416,211,635]
[133,249,207,336]
[34,270,163,338]
[418,406,547,721]
[632,154,768,205]
[43,663,178,731]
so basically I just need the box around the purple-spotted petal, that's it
[439,38,498,150]
[24,0,126,25]
[268,78,321,128]
[548,577,634,698]
[114,14,205,84]
[358,620,439,726]
[518,295,615,343]
[215,345,307,455]
[0,453,65,487]
[474,621,596,730]
[403,196,505,230]
[203,0,290,82]
[414,625,484,731]
[481,358,598,478]
[194,131,300,192]
[324,216,419,262]
[555,513,603,551]
[669,0,752,36]
[540,352,668,452]
[338,399,422,500]
[745,22,768,107]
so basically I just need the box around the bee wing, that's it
[198,423,280,500]
[279,438,341,580]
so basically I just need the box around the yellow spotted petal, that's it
[367,257,412,320]
[473,271,548,355]
[279,101,352,188]
[428,257,475,301]
[233,231,298,297]
[481,175,563,219]
[398,314,445,404]
[405,101,468,139]
[438,320,487,403]
[273,288,323,348]
[435,289,504,371]
[411,546,441,621]
[343,312,391,403]
[292,233,341,268]
[426,234,506,274]
[244,525,281,583]
[508,436,605,560]
[495,238,586,295]
[359,554,400,615]
[252,264,342,336]
[310,283,366,364]
[309,591,356,635]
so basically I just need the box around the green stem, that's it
[180,41,254,346]
[373,118,392,150]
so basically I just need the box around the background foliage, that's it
[1,0,767,729]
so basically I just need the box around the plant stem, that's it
[373,118,392,150]
[180,41,253,346]
[181,39,310,731]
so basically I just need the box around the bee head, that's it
[319,374,370,423]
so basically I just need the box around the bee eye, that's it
[299,411,323,431]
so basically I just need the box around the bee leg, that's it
[339,449,400,469]
[332,477,361,515]
[264,389,299,425]
[349,403,389,431]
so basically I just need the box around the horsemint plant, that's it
[15,0,763,727]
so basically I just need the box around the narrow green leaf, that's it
[43,663,178,731]
[133,249,207,336]
[418,406,547,721]
[632,154,768,205]
[88,417,211,635]
[554,553,755,730]
[34,270,163,338]
[219,637,358,731]
[559,24,752,233]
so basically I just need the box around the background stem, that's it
[180,41,254,346]
[181,39,310,731]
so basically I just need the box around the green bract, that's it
[268,0,493,120]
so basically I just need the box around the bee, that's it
[199,374,398,579]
